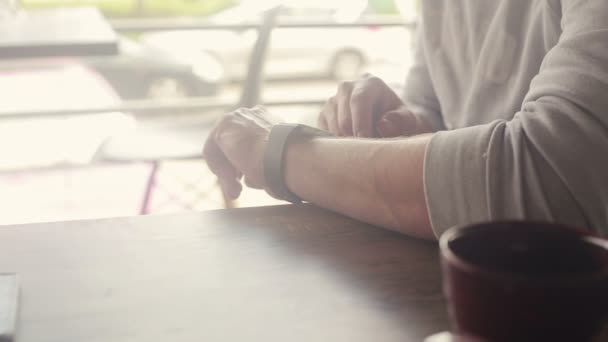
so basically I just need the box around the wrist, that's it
[263,124,331,203]
[283,134,328,200]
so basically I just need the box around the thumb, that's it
[376,109,418,138]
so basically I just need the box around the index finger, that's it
[350,78,382,137]
[202,130,240,181]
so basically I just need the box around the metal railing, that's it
[0,97,327,120]
[0,17,416,120]
[110,16,416,32]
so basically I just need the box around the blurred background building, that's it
[0,0,419,225]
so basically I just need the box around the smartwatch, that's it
[263,124,331,203]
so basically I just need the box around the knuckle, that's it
[362,74,382,87]
[337,81,354,97]
[349,89,366,104]
[338,80,354,91]
[366,74,380,82]
[338,117,352,132]
[318,109,327,121]
[219,114,233,125]
[326,112,338,126]
[361,72,376,80]
[323,96,337,109]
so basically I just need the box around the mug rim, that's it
[439,221,608,286]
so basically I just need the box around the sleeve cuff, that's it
[423,124,497,238]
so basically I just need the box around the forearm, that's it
[283,134,434,239]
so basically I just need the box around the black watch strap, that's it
[264,124,331,203]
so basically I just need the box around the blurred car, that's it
[141,1,410,81]
[83,36,225,100]
[0,60,135,170]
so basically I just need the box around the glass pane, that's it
[1,0,420,224]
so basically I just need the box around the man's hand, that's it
[318,74,433,138]
[203,106,281,200]
[202,105,434,239]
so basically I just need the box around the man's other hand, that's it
[318,74,432,138]
[203,106,280,200]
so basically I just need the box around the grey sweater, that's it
[404,0,608,237]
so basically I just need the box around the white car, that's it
[0,60,135,170]
[141,1,411,81]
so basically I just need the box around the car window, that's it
[279,7,336,20]
[119,37,144,56]
[212,1,367,23]
[280,0,367,22]
[210,2,277,23]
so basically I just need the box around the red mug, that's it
[439,221,608,342]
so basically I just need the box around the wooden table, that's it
[0,7,117,59]
[0,204,448,341]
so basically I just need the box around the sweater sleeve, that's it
[424,0,608,237]
[402,22,446,132]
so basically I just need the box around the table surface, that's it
[0,204,448,342]
[0,7,117,58]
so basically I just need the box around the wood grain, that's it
[0,204,448,342]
